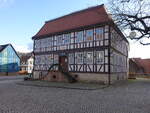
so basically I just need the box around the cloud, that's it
[13,44,32,53]
[27,42,33,51]
[129,41,150,59]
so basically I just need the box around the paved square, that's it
[0,78,150,113]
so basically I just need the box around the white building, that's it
[27,56,34,74]
[20,53,34,74]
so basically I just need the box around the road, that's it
[0,77,150,113]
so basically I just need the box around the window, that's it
[85,52,93,64]
[85,29,93,42]
[75,52,83,64]
[96,51,104,64]
[35,56,41,65]
[69,53,74,64]
[54,37,57,46]
[47,37,53,47]
[57,35,64,45]
[34,40,40,49]
[76,31,83,43]
[48,54,53,64]
[54,54,59,64]
[44,38,49,48]
[95,27,103,40]
[3,51,7,57]
[64,34,71,44]
[41,39,46,48]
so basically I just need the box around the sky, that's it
[0,0,150,58]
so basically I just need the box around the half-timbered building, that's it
[32,4,129,84]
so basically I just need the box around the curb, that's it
[16,82,109,91]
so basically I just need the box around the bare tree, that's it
[108,0,150,45]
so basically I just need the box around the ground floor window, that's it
[96,51,104,64]
[75,52,84,64]
[69,53,74,64]
[85,52,93,64]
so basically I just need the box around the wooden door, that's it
[59,56,68,72]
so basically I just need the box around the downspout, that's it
[32,39,35,78]
[108,25,111,85]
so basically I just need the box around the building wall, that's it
[33,25,128,83]
[34,25,109,73]
[33,70,108,84]
[0,45,20,73]
[110,27,129,81]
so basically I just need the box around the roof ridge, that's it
[45,4,104,24]
[0,43,10,46]
[0,44,11,52]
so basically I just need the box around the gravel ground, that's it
[0,79,150,113]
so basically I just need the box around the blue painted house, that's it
[0,44,20,73]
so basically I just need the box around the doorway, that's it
[59,56,68,72]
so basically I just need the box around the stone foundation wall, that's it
[44,71,68,82]
[70,72,109,84]
[33,71,109,84]
[33,71,128,84]
[110,73,128,84]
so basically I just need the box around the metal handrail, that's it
[39,64,59,80]
[57,65,77,83]
[39,64,77,83]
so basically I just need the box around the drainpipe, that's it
[108,25,111,85]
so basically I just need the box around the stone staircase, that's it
[39,64,77,83]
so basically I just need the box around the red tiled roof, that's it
[33,4,113,39]
[131,58,150,74]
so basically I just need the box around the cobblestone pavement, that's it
[0,79,150,113]
[0,75,26,81]
[0,75,25,84]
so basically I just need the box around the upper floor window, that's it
[54,37,57,46]
[57,35,64,46]
[3,51,7,57]
[34,40,40,49]
[85,29,93,42]
[76,31,83,43]
[47,37,53,47]
[41,39,46,48]
[64,34,71,44]
[95,27,103,40]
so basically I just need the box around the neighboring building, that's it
[129,58,144,75]
[20,52,34,74]
[20,55,30,72]
[129,58,150,76]
[0,44,20,75]
[32,4,129,84]
[27,55,34,73]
